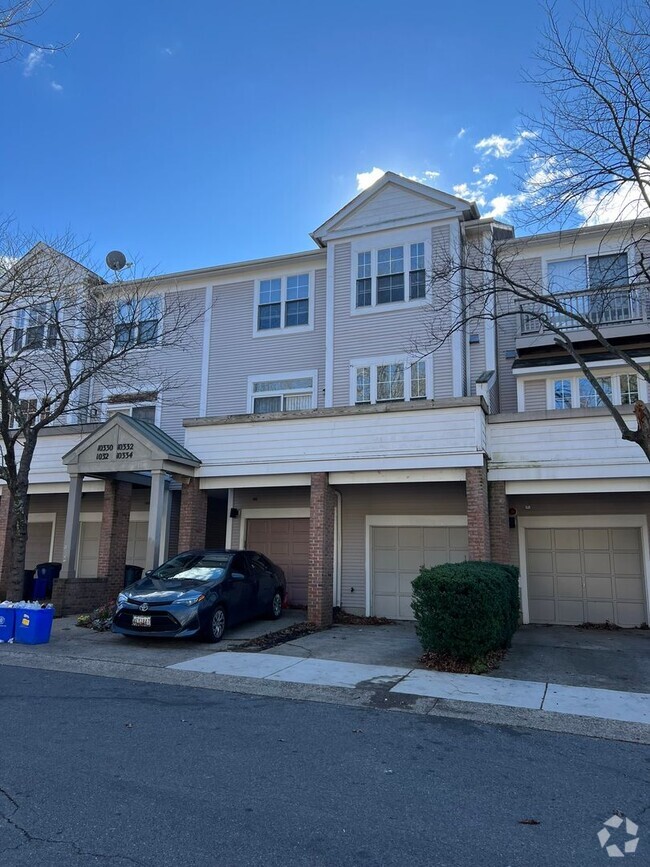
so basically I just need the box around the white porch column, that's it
[158,482,172,566]
[60,472,83,581]
[146,470,166,571]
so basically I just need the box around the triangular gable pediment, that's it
[311,172,479,244]
[63,413,200,475]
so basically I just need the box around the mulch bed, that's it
[419,648,507,675]
[236,621,323,651]
[577,621,623,631]
[333,607,394,626]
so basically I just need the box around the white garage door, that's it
[526,526,647,627]
[371,525,468,620]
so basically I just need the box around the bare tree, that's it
[1,1,65,62]
[421,0,650,460]
[0,227,195,598]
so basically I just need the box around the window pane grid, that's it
[554,379,572,409]
[409,270,426,300]
[285,298,309,327]
[410,243,424,271]
[579,376,612,408]
[356,278,372,307]
[620,374,639,405]
[258,303,281,330]
[377,363,404,401]
[411,360,427,399]
[356,367,370,404]
[357,252,371,279]
[377,274,405,304]
[377,246,404,276]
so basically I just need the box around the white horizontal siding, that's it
[334,183,453,232]
[186,405,486,478]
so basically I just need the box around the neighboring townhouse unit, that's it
[1,172,649,630]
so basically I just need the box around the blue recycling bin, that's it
[14,607,54,645]
[32,577,48,599]
[0,609,15,642]
[35,562,61,598]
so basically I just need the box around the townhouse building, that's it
[1,172,649,629]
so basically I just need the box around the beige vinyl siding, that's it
[334,182,446,232]
[206,270,327,417]
[339,481,467,614]
[496,256,543,412]
[523,379,547,412]
[332,226,455,407]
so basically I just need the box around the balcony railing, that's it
[520,286,645,335]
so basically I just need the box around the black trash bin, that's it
[23,569,35,600]
[35,562,62,599]
[124,564,144,588]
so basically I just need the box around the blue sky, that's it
[2,0,583,274]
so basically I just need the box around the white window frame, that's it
[349,228,431,315]
[253,271,315,337]
[114,294,164,350]
[247,369,318,414]
[349,354,433,406]
[12,302,58,353]
[103,390,162,426]
[544,370,647,410]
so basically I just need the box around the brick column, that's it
[489,480,510,564]
[466,465,491,561]
[178,478,207,551]
[307,472,336,627]
[98,479,132,601]
[0,492,14,600]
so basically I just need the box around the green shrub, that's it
[411,561,520,661]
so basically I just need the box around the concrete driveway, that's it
[493,625,650,692]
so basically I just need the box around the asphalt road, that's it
[0,666,648,867]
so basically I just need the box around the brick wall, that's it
[465,465,491,560]
[178,478,208,551]
[488,481,511,564]
[307,472,336,627]
[98,480,133,600]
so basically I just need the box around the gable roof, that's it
[311,171,480,245]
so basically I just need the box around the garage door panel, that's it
[398,549,425,572]
[613,551,642,576]
[446,550,468,564]
[398,596,414,619]
[375,527,398,548]
[423,527,449,549]
[398,527,423,548]
[526,528,552,549]
[377,549,398,571]
[526,525,647,627]
[374,595,398,619]
[449,527,468,549]
[374,571,398,594]
[399,572,417,594]
[554,529,581,550]
[246,517,309,607]
[424,549,451,568]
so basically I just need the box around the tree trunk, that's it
[6,480,29,600]
[622,401,650,462]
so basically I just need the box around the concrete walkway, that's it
[170,650,650,726]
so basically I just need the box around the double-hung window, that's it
[257,274,311,332]
[355,242,427,309]
[115,296,161,348]
[356,253,372,308]
[12,303,57,352]
[550,372,640,409]
[250,375,315,413]
[409,243,426,299]
[353,358,430,405]
[377,247,405,304]
[579,377,612,408]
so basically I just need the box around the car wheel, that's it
[204,605,227,643]
[268,590,283,620]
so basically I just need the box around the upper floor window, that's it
[107,391,159,425]
[115,296,161,348]
[549,372,639,409]
[355,242,428,310]
[12,303,57,352]
[352,357,430,405]
[547,253,628,294]
[249,373,316,414]
[257,274,311,332]
[10,398,40,428]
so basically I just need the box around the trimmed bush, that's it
[411,561,520,661]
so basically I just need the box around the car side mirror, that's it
[231,572,246,580]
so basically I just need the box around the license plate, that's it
[132,615,151,627]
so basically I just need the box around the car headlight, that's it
[176,594,205,606]
[117,592,129,606]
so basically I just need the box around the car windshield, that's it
[149,553,232,582]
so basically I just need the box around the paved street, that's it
[0,666,648,866]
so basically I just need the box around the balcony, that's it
[519,286,646,336]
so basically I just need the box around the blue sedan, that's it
[112,549,286,642]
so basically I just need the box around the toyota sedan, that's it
[112,549,286,642]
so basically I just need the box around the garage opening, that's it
[245,517,310,607]
[371,525,468,620]
[525,526,647,627]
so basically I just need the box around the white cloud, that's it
[576,179,650,226]
[355,167,441,192]
[356,167,385,191]
[475,130,536,159]
[50,80,63,92]
[23,48,46,76]
[457,127,466,139]
[452,173,499,208]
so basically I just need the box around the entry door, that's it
[25,522,53,569]
[77,521,101,579]
[526,526,647,626]
[245,518,309,607]
[126,521,148,568]
[371,525,469,620]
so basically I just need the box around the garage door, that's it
[526,527,647,626]
[371,525,468,620]
[77,521,101,579]
[246,518,310,607]
[25,522,53,570]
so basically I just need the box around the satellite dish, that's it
[106,250,127,271]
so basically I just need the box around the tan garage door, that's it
[372,525,468,620]
[246,518,310,607]
[526,527,647,626]
[25,522,53,570]
[77,521,101,579]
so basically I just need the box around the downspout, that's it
[334,488,342,608]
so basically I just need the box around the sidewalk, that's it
[170,650,650,726]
